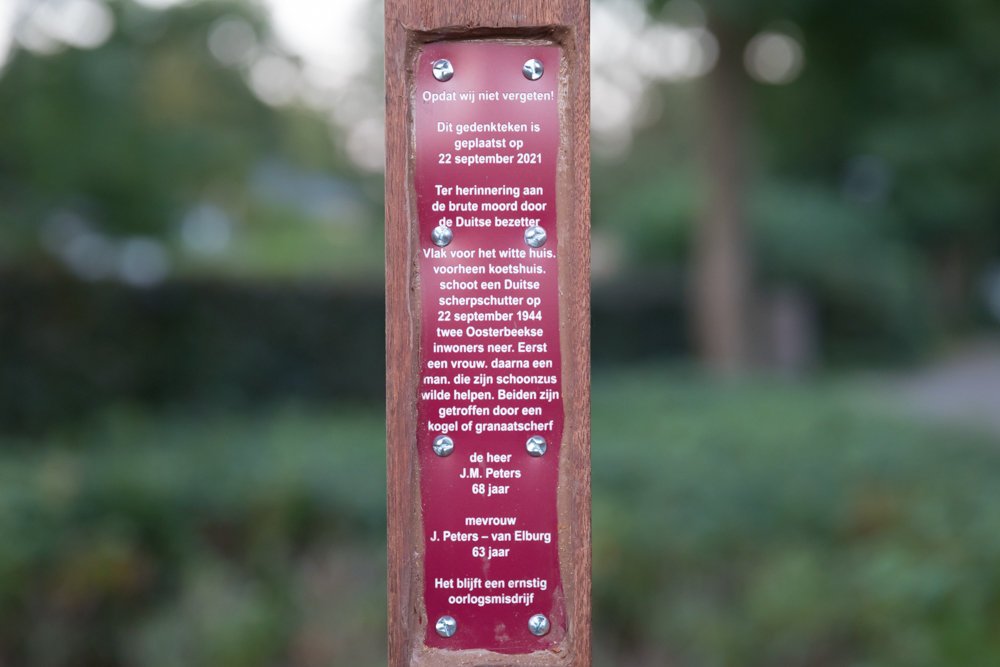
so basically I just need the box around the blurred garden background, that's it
[2,0,1000,665]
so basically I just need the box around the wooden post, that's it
[385,2,590,666]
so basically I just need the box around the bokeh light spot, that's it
[744,31,805,84]
[208,15,256,67]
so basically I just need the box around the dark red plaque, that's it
[415,42,564,654]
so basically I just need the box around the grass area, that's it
[0,406,388,667]
[1,369,999,666]
[591,369,1000,666]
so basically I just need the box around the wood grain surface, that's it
[385,2,590,665]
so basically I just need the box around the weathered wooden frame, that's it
[385,2,590,665]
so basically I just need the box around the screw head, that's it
[432,59,454,82]
[528,613,550,636]
[526,435,547,457]
[433,435,454,457]
[524,225,547,248]
[431,225,453,247]
[523,59,544,81]
[435,615,457,637]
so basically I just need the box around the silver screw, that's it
[432,59,454,82]
[431,225,453,247]
[523,59,544,81]
[528,614,550,636]
[526,435,547,457]
[435,615,457,637]
[524,225,547,248]
[433,435,454,457]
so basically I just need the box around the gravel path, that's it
[896,338,1000,434]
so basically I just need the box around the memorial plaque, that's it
[385,2,590,664]
[416,42,563,653]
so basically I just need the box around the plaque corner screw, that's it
[524,225,547,248]
[523,59,544,81]
[432,59,454,82]
[528,613,550,636]
[433,435,454,457]
[435,615,457,637]
[526,435,547,457]
[431,225,453,247]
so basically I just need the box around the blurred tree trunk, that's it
[692,26,753,377]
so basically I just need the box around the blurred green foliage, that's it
[0,0,384,280]
[0,2,270,240]
[592,369,1000,666]
[1,370,999,666]
[594,0,1000,348]
[0,406,388,667]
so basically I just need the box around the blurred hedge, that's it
[0,272,386,432]
[1,268,926,433]
[0,271,689,433]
